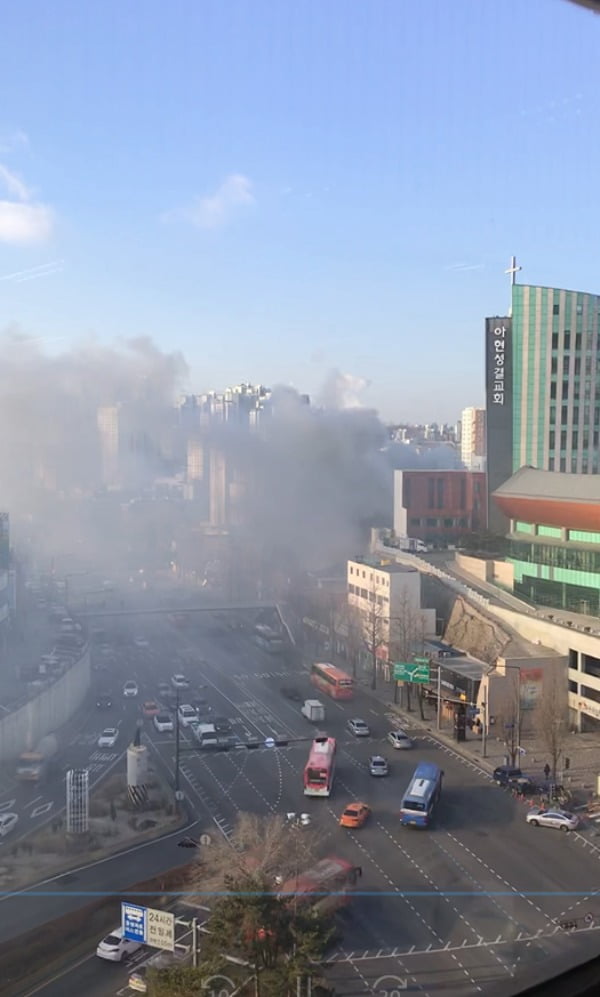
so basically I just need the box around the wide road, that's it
[12,609,600,997]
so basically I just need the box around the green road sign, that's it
[393,661,431,683]
[413,656,430,665]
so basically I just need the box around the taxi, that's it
[339,801,371,829]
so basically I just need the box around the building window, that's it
[552,332,559,350]
[551,357,558,375]
[576,332,582,350]
[577,304,583,315]
[561,405,568,423]
[410,517,420,526]
[549,430,555,449]
[426,517,438,527]
[575,357,581,375]
[564,357,570,374]
[553,303,560,316]
[572,430,579,449]
[460,477,467,509]
[562,380,569,399]
[550,382,557,399]
[458,517,468,527]
[436,478,444,509]
[427,478,435,509]
[564,332,571,350]
[560,457,566,471]
[443,518,454,528]
[560,430,567,449]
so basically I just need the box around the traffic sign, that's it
[264,737,275,749]
[147,907,175,952]
[122,902,146,944]
[413,656,430,665]
[585,912,594,924]
[393,661,430,684]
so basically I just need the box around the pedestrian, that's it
[544,763,551,780]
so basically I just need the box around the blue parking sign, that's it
[122,902,147,943]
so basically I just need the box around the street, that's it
[10,608,600,996]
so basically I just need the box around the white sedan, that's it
[123,681,139,697]
[387,729,413,750]
[153,712,174,734]
[177,704,198,728]
[0,813,18,838]
[98,727,119,748]
[526,807,579,832]
[171,674,189,690]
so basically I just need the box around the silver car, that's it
[387,729,413,750]
[369,755,389,777]
[526,807,579,832]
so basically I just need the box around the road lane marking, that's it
[23,796,43,810]
[0,800,16,812]
[30,802,54,818]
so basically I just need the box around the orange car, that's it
[339,802,371,829]
[142,700,160,717]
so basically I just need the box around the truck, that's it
[193,723,219,748]
[301,699,325,723]
[16,734,58,782]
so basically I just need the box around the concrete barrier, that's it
[0,646,91,763]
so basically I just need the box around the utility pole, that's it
[175,685,181,796]
[436,664,442,730]
[482,700,487,759]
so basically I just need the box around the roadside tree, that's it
[533,670,570,781]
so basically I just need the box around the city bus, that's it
[400,762,443,828]
[303,736,336,796]
[278,856,361,916]
[253,624,284,654]
[310,662,354,701]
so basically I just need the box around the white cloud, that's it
[165,174,255,230]
[0,162,54,244]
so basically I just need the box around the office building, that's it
[486,281,600,529]
[460,407,486,471]
[393,469,487,546]
[347,557,436,654]
[493,466,600,617]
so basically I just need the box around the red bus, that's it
[310,662,354,700]
[279,856,361,915]
[303,736,336,797]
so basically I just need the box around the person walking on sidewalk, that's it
[544,763,551,781]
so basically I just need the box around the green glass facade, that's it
[508,528,600,616]
[511,284,600,475]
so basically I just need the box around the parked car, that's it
[369,754,389,776]
[493,765,522,785]
[526,807,579,832]
[213,716,232,735]
[153,712,174,733]
[339,801,371,829]
[347,718,370,737]
[387,729,413,750]
[98,727,119,748]
[96,926,143,962]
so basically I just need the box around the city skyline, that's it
[1,1,598,421]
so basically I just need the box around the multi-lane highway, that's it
[9,607,600,997]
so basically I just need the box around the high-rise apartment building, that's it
[486,281,600,529]
[460,407,486,470]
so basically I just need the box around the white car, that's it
[178,704,198,727]
[153,712,174,734]
[171,673,189,689]
[0,813,18,838]
[96,925,143,962]
[387,729,413,750]
[526,807,579,832]
[123,680,139,697]
[347,718,370,737]
[98,727,119,748]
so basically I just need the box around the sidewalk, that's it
[357,675,600,801]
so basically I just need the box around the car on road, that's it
[153,712,174,733]
[191,695,211,714]
[213,716,233,734]
[369,755,389,776]
[96,693,112,709]
[98,727,119,748]
[526,807,579,832]
[158,681,170,699]
[493,765,523,785]
[142,700,160,717]
[347,718,370,737]
[178,703,198,727]
[280,685,302,702]
[339,802,371,829]
[96,926,143,962]
[387,729,413,750]
[0,813,19,838]
[171,673,190,689]
[133,636,149,648]
[123,680,139,697]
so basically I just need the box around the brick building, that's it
[393,469,487,545]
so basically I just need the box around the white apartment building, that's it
[460,406,486,471]
[347,558,436,648]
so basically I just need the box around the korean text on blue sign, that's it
[122,902,147,943]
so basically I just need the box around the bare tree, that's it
[333,600,364,678]
[533,670,569,782]
[496,674,522,768]
[389,592,428,715]
[187,813,329,896]
[359,597,389,691]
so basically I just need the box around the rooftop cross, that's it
[505,255,522,286]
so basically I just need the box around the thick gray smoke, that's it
[0,337,459,583]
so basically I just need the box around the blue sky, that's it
[0,0,598,422]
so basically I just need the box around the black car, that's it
[280,685,302,702]
[191,696,211,714]
[96,694,113,709]
[213,716,233,734]
[493,765,522,785]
